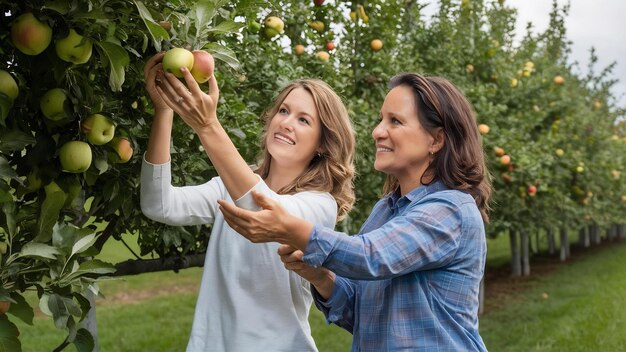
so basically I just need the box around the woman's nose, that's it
[372,121,385,139]
[279,116,294,131]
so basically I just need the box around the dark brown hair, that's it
[383,73,492,222]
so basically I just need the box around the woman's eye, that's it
[279,108,289,114]
[391,118,401,125]
[299,117,310,125]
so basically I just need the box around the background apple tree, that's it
[1,0,625,350]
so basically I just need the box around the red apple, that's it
[314,0,325,5]
[190,50,215,83]
[527,185,537,196]
[107,137,134,163]
[326,42,335,51]
[11,13,52,56]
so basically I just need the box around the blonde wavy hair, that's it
[255,79,356,220]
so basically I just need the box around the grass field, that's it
[10,233,626,351]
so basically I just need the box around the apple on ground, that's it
[59,141,92,173]
[55,29,93,64]
[263,16,284,38]
[162,48,194,78]
[500,155,511,165]
[40,88,69,121]
[294,44,305,56]
[314,0,325,6]
[190,50,215,83]
[370,39,383,51]
[478,123,490,135]
[108,137,134,163]
[466,64,474,73]
[11,12,52,56]
[0,70,19,101]
[527,185,537,196]
[326,42,335,51]
[493,146,505,157]
[82,114,115,145]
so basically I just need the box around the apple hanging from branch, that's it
[55,29,93,64]
[59,141,92,173]
[11,12,52,56]
[82,113,115,145]
[40,88,69,121]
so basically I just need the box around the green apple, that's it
[0,70,19,101]
[59,141,92,173]
[190,50,215,83]
[55,29,93,64]
[107,137,134,163]
[11,12,52,56]
[82,114,115,145]
[40,88,69,121]
[263,16,284,38]
[162,48,194,78]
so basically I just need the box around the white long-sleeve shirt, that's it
[140,158,337,352]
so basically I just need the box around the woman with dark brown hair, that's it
[218,73,492,351]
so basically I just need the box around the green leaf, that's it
[73,328,95,352]
[18,242,61,260]
[96,41,130,92]
[0,156,18,181]
[71,233,97,257]
[7,292,34,325]
[202,43,240,71]
[205,20,245,35]
[133,0,170,52]
[34,189,67,243]
[47,293,81,329]
[0,315,21,352]
[0,129,35,153]
[0,287,13,302]
[39,294,52,316]
[1,202,16,237]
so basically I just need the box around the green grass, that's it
[10,235,626,351]
[480,242,626,352]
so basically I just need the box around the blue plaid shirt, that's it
[303,181,488,351]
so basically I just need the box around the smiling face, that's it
[372,85,436,192]
[266,87,322,171]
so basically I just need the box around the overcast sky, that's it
[421,0,626,108]
[508,0,626,108]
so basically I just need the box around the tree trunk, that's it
[559,227,569,261]
[510,230,521,276]
[547,227,556,255]
[520,229,530,276]
[80,288,99,352]
[578,226,589,248]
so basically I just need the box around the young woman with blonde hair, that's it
[140,52,355,352]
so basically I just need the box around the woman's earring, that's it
[429,150,434,155]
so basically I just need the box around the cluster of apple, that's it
[11,13,92,63]
[161,48,215,84]
[7,12,135,176]
[56,114,134,174]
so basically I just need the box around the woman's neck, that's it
[265,163,306,192]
